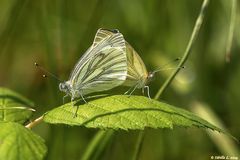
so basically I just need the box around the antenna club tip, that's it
[182,66,186,69]
[175,57,181,61]
[30,108,36,112]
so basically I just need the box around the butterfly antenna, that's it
[151,57,182,74]
[152,66,185,74]
[34,62,62,82]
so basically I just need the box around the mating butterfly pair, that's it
[59,29,154,105]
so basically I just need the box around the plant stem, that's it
[131,131,145,160]
[154,0,210,100]
[225,0,237,63]
[25,116,44,129]
[132,0,210,159]
[81,130,114,160]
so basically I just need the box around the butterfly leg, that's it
[144,86,151,99]
[127,83,139,97]
[73,105,79,118]
[70,97,78,118]
[63,94,68,104]
[124,85,135,95]
[142,87,145,95]
[124,78,142,96]
[80,93,88,104]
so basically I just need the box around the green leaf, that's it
[0,87,35,124]
[0,122,47,160]
[43,95,231,136]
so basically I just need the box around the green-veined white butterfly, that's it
[123,41,181,98]
[123,41,152,98]
[59,28,128,103]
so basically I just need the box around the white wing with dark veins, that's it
[68,29,127,96]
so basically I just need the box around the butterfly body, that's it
[59,29,127,101]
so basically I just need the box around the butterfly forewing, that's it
[68,29,127,96]
[69,29,120,80]
[92,29,119,47]
[80,51,127,94]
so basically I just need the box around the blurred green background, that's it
[0,0,239,159]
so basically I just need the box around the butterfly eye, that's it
[59,83,67,91]
[148,72,155,79]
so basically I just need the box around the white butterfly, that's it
[123,41,153,98]
[123,41,182,98]
[59,29,128,103]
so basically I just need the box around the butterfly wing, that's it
[123,41,148,88]
[69,29,122,79]
[69,29,127,96]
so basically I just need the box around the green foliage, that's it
[0,0,239,159]
[0,122,47,160]
[44,95,226,133]
[0,87,35,124]
[0,88,46,160]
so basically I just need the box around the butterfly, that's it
[59,28,128,103]
[123,41,154,98]
[123,41,182,98]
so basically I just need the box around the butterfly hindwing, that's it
[123,41,148,88]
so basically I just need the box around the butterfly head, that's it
[59,81,70,93]
[146,72,155,84]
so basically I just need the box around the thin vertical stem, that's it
[154,0,210,99]
[225,0,237,63]
[131,131,145,160]
[132,0,210,160]
[81,130,114,160]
